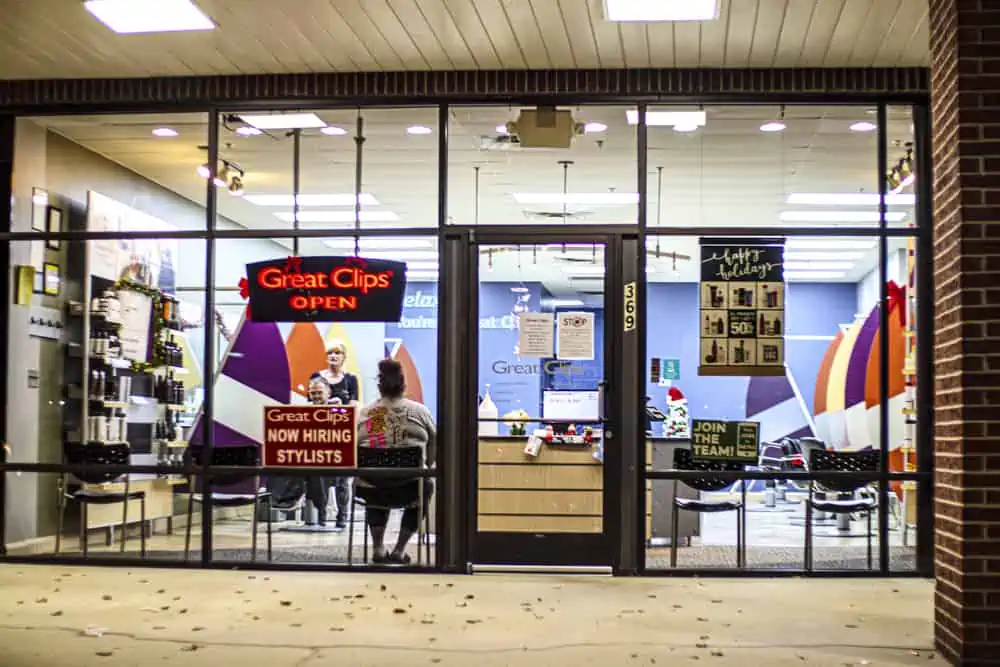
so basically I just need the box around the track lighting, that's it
[228,175,244,197]
[197,158,246,194]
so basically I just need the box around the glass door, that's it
[469,234,619,569]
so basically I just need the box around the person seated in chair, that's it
[355,359,436,565]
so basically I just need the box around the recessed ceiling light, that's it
[584,122,608,133]
[84,0,214,34]
[786,193,916,206]
[321,126,348,136]
[785,239,877,250]
[495,124,509,135]
[152,127,178,137]
[604,0,719,21]
[510,286,530,293]
[850,121,878,132]
[236,126,263,136]
[356,250,439,261]
[784,252,866,261]
[240,113,327,130]
[406,125,433,135]
[513,192,638,205]
[626,110,706,127]
[780,211,906,223]
[673,123,699,133]
[543,298,586,308]
[759,122,786,133]
[245,194,379,207]
[783,261,856,270]
[783,271,847,280]
[275,211,400,223]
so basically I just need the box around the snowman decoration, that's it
[663,386,691,439]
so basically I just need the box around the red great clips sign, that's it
[263,405,358,468]
[242,256,407,322]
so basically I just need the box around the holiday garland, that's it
[114,278,164,374]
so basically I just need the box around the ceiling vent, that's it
[522,209,592,222]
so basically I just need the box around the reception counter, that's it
[476,436,698,545]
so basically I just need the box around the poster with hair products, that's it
[698,240,785,377]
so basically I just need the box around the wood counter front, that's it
[477,437,653,537]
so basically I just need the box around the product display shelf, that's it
[898,236,919,544]
[150,302,187,485]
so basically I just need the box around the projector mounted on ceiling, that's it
[507,107,585,149]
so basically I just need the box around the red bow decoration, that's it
[237,277,252,320]
[886,280,905,327]
[344,256,367,269]
[284,256,303,273]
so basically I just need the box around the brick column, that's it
[930,1,1000,664]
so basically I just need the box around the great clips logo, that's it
[243,256,407,323]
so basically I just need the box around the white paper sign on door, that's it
[118,290,153,363]
[556,311,595,360]
[517,312,555,358]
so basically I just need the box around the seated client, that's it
[355,359,436,564]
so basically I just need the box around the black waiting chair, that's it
[671,448,747,569]
[183,445,272,562]
[804,449,880,571]
[348,446,430,566]
[56,442,146,557]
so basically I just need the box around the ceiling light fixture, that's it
[784,251,866,261]
[785,239,877,250]
[604,0,719,21]
[196,163,212,179]
[245,194,379,207]
[495,124,509,135]
[759,121,786,133]
[584,122,608,133]
[239,113,327,130]
[323,238,434,251]
[152,127,178,137]
[786,193,916,206]
[352,250,439,261]
[626,110,706,127]
[850,121,877,132]
[236,126,263,136]
[783,271,848,280]
[228,176,245,197]
[779,211,906,223]
[320,126,348,136]
[673,123,700,133]
[275,211,400,223]
[406,125,433,135]
[513,192,639,205]
[783,261,855,270]
[406,272,440,282]
[84,0,215,34]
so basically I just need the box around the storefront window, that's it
[645,105,883,229]
[217,108,439,231]
[886,105,917,229]
[448,106,637,226]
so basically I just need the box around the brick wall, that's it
[929,0,1000,664]
[0,67,927,110]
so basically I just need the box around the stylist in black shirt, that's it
[317,340,359,528]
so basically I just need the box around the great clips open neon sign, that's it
[243,256,407,323]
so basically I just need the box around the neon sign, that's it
[244,256,407,323]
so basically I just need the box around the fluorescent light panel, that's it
[605,0,718,21]
[784,251,865,261]
[626,110,707,127]
[240,113,326,130]
[275,211,399,223]
[407,273,439,281]
[784,271,847,280]
[787,193,916,206]
[780,211,906,222]
[323,238,435,251]
[513,192,638,205]
[785,239,876,250]
[246,194,378,207]
[347,250,438,261]
[85,0,214,34]
[783,261,855,270]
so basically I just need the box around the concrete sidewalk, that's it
[0,565,934,666]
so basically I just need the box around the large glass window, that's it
[448,106,637,226]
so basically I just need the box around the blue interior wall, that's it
[385,281,857,430]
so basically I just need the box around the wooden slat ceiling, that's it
[0,0,928,79]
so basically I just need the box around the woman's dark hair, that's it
[377,358,406,399]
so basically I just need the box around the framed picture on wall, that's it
[31,188,48,232]
[43,262,60,296]
[46,206,62,250]
[33,269,43,294]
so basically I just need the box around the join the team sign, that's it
[263,405,358,468]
